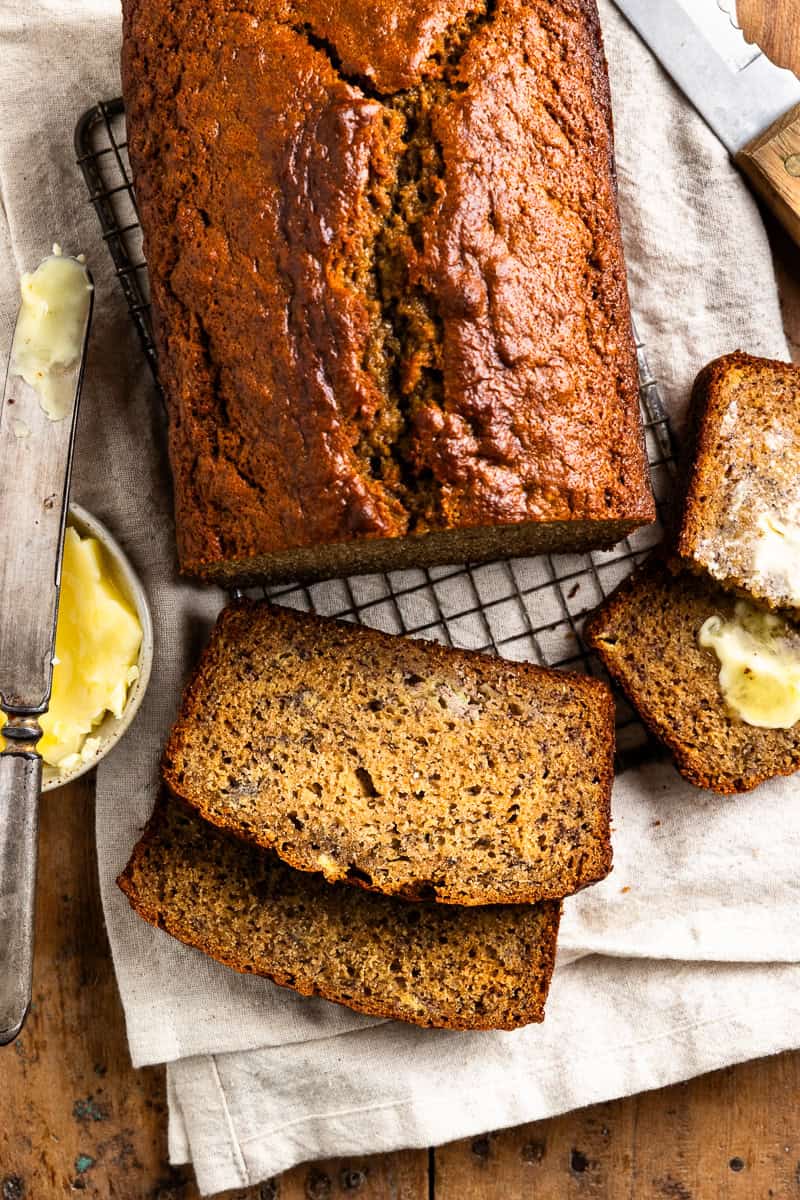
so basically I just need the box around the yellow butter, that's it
[698,600,800,729]
[11,245,93,421]
[36,526,143,769]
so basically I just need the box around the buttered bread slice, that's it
[162,601,614,906]
[675,352,800,613]
[585,558,800,794]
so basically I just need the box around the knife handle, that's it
[736,103,800,249]
[0,749,40,1044]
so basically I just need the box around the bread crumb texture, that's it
[118,795,562,1030]
[162,601,615,904]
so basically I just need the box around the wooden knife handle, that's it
[736,102,800,247]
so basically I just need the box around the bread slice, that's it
[675,351,800,612]
[584,558,800,794]
[118,797,562,1031]
[162,601,614,906]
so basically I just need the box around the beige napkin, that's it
[1,0,799,1195]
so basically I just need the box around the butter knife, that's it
[0,251,93,1044]
[612,0,800,247]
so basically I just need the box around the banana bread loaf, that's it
[674,352,800,613]
[584,557,800,794]
[118,796,562,1030]
[162,600,615,904]
[122,0,654,586]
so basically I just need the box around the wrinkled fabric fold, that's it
[168,956,800,1194]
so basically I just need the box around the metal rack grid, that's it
[75,97,677,767]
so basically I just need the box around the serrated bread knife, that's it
[612,0,800,246]
[0,250,93,1044]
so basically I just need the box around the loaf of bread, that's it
[674,352,800,613]
[121,0,654,585]
[162,601,615,904]
[584,558,800,794]
[118,796,562,1030]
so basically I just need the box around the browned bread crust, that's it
[161,600,614,905]
[674,351,800,612]
[121,0,654,585]
[584,557,800,794]
[118,796,562,1030]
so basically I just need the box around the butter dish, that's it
[42,503,153,791]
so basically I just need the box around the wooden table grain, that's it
[3,3,800,1197]
[740,0,800,75]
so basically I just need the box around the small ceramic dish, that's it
[41,503,154,792]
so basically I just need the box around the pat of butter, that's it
[11,244,92,422]
[699,600,800,729]
[36,526,143,769]
[57,736,103,775]
[753,513,800,605]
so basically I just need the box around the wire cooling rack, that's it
[75,98,676,766]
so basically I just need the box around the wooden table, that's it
[3,3,800,1197]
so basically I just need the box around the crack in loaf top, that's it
[122,0,654,571]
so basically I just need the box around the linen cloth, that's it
[1,0,799,1193]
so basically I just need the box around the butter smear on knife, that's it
[11,243,93,421]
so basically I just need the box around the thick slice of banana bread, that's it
[584,558,800,794]
[118,797,562,1030]
[121,0,654,586]
[162,601,614,905]
[675,352,800,612]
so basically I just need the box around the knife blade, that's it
[0,250,93,1043]
[613,0,800,155]
[612,0,800,247]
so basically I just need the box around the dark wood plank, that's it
[266,1152,429,1200]
[433,1053,800,1198]
[435,1101,636,1199]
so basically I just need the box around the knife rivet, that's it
[784,154,800,178]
